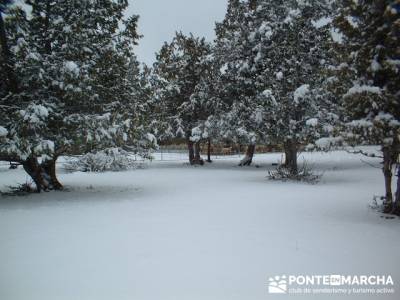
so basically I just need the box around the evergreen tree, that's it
[335,0,400,214]
[211,0,264,166]
[153,32,212,165]
[251,0,339,174]
[212,0,339,169]
[189,50,225,163]
[0,0,155,191]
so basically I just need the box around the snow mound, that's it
[65,148,143,173]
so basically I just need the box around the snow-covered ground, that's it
[0,149,399,300]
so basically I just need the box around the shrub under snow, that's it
[268,161,322,184]
[64,148,145,173]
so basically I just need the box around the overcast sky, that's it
[126,0,228,66]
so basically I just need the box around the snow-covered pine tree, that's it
[211,0,268,166]
[211,0,339,169]
[242,0,339,174]
[189,49,226,163]
[0,2,57,190]
[335,0,400,214]
[153,32,212,165]
[0,0,155,192]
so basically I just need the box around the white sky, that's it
[127,0,228,66]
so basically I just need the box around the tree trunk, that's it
[382,146,394,213]
[0,11,18,93]
[393,165,400,216]
[188,140,195,164]
[194,142,201,161]
[284,139,298,174]
[187,140,203,165]
[41,158,63,190]
[22,156,49,193]
[22,156,63,192]
[206,138,212,163]
[194,142,204,165]
[239,144,255,166]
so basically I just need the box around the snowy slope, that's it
[0,150,399,300]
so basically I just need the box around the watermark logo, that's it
[267,274,395,296]
[268,275,287,294]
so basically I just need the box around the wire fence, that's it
[152,148,243,162]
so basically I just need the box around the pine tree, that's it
[212,0,264,166]
[153,32,212,165]
[189,50,225,163]
[247,0,338,173]
[335,0,400,214]
[212,0,339,170]
[0,0,155,192]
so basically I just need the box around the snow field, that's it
[0,150,399,300]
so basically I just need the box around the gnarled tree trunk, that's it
[21,156,63,192]
[22,156,49,193]
[284,139,298,174]
[382,146,394,213]
[239,144,255,166]
[41,157,63,190]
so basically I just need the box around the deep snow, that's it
[0,150,399,300]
